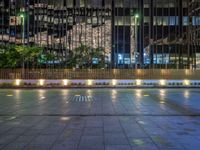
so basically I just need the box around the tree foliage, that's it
[66,44,106,69]
[0,45,44,68]
[0,44,107,69]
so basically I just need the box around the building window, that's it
[183,16,189,26]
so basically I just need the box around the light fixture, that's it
[160,80,166,86]
[136,80,142,86]
[20,14,24,18]
[112,80,117,86]
[184,80,190,86]
[15,79,21,86]
[87,80,93,86]
[135,14,139,18]
[39,79,45,86]
[63,79,68,86]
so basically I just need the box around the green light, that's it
[135,14,139,18]
[20,14,24,18]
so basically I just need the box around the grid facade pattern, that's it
[189,0,200,69]
[0,0,199,69]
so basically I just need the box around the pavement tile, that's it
[0,89,200,150]
[105,145,132,150]
[105,133,129,145]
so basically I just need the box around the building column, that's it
[150,0,154,68]
[138,0,144,68]
[111,0,115,68]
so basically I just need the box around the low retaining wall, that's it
[0,79,200,88]
[0,69,200,80]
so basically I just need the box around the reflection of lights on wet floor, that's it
[15,90,21,99]
[135,90,142,98]
[60,117,70,121]
[61,90,69,96]
[112,90,117,99]
[40,97,46,99]
[7,116,16,120]
[184,91,190,99]
[38,90,46,99]
[138,120,146,125]
[160,101,165,104]
[160,90,166,100]
[87,90,93,96]
[6,94,13,97]
[132,139,144,145]
[160,90,166,95]
[143,94,149,97]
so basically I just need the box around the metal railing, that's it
[0,69,200,80]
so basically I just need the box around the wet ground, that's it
[0,88,200,150]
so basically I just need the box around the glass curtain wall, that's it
[0,0,197,69]
[188,0,200,69]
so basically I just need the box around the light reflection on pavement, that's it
[0,88,199,150]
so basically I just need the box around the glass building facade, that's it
[0,0,199,69]
[189,0,200,69]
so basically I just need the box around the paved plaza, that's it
[0,88,200,150]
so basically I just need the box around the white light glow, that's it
[184,91,190,99]
[112,80,117,86]
[136,89,142,98]
[136,80,142,86]
[184,80,190,86]
[15,79,21,86]
[87,80,93,86]
[63,79,68,86]
[60,117,70,121]
[160,80,166,86]
[39,79,45,86]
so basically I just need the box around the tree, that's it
[0,45,44,68]
[15,45,43,68]
[0,45,21,68]
[66,44,106,69]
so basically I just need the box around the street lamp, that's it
[135,14,139,19]
[134,14,139,69]
[19,13,25,78]
[20,14,25,45]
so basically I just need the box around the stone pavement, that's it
[0,88,200,150]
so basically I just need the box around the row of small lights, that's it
[14,79,192,86]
